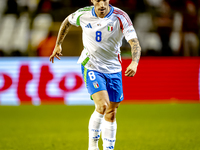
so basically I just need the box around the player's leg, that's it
[88,90,110,150]
[92,90,110,115]
[102,102,120,150]
[81,65,109,150]
[101,71,123,150]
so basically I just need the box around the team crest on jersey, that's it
[93,81,99,88]
[107,22,113,32]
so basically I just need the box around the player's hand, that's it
[125,61,138,77]
[49,44,63,63]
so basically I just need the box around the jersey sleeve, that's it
[116,10,137,42]
[123,25,137,42]
[68,9,84,27]
[68,6,93,27]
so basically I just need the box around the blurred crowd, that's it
[0,0,199,57]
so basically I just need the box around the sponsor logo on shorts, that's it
[120,93,123,100]
[93,81,99,88]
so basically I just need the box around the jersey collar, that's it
[92,4,114,18]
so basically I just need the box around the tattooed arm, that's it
[49,16,72,63]
[125,38,141,77]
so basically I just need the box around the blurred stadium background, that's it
[0,0,200,57]
[0,0,199,104]
[0,0,200,150]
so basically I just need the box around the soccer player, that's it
[49,0,141,150]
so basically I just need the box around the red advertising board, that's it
[0,57,91,105]
[122,57,200,102]
[0,57,199,105]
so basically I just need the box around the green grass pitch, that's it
[0,103,200,150]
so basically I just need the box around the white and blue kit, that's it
[68,5,137,102]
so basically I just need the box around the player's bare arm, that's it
[125,38,141,77]
[49,16,72,63]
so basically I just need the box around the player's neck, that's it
[96,6,111,18]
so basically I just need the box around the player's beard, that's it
[98,8,107,16]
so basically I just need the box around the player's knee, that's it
[105,109,117,121]
[95,101,109,115]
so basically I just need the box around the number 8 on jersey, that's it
[96,31,102,42]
